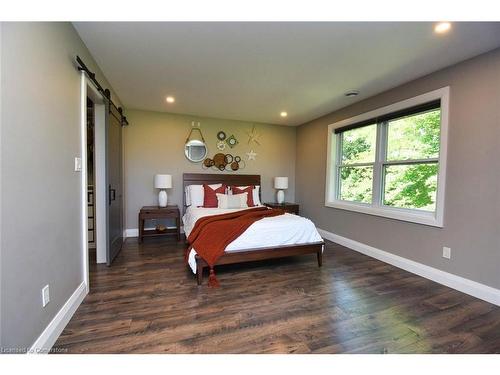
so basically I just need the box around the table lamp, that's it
[274,176,288,204]
[154,174,172,207]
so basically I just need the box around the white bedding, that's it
[183,206,323,273]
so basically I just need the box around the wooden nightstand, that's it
[264,202,299,215]
[138,205,181,242]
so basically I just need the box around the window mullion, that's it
[338,162,376,168]
[335,133,342,200]
[383,158,439,166]
[372,121,386,207]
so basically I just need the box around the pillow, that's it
[252,186,261,206]
[203,184,227,208]
[216,192,248,209]
[186,184,222,207]
[185,186,192,206]
[230,185,261,206]
[231,185,261,207]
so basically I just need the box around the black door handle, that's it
[109,185,116,205]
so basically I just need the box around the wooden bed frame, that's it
[183,173,324,285]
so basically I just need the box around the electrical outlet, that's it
[442,246,451,259]
[42,285,50,307]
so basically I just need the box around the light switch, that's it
[74,157,82,172]
[42,285,50,307]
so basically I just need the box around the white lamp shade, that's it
[274,177,288,189]
[154,174,172,189]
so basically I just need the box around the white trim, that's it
[325,200,440,227]
[28,282,87,354]
[80,73,89,292]
[125,228,139,238]
[317,228,500,306]
[82,73,107,266]
[125,226,185,238]
[325,87,450,228]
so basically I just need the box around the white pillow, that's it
[216,192,248,209]
[185,186,191,206]
[230,185,261,206]
[186,184,222,207]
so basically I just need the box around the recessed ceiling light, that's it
[166,96,175,103]
[434,22,451,34]
[345,90,359,97]
[280,111,288,117]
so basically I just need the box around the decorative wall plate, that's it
[213,153,227,169]
[216,140,226,151]
[217,131,227,140]
[203,158,215,168]
[226,135,238,148]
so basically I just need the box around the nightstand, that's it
[138,205,181,242]
[264,202,299,215]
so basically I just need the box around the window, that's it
[326,87,449,227]
[338,124,376,203]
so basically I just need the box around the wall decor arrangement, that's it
[246,125,261,146]
[203,153,245,172]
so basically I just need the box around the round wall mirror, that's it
[184,139,208,162]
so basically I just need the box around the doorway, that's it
[81,72,123,291]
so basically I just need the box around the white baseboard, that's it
[317,228,500,306]
[28,282,87,354]
[125,226,184,238]
[125,228,139,238]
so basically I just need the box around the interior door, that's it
[106,102,124,265]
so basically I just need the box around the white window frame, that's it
[325,87,449,227]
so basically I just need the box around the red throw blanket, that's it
[186,206,285,287]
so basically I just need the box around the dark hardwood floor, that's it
[54,237,500,354]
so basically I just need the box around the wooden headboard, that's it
[183,173,261,212]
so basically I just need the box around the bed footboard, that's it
[194,241,324,285]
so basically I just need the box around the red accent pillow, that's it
[203,184,226,208]
[232,185,255,207]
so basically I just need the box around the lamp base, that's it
[158,190,168,207]
[276,190,285,204]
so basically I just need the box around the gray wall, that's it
[296,48,500,289]
[0,23,120,348]
[123,109,296,230]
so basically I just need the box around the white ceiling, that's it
[74,22,500,126]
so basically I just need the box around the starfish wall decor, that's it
[246,150,257,161]
[246,125,261,146]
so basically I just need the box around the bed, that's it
[183,173,324,285]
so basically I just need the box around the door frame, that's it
[80,72,107,292]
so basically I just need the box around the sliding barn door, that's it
[106,103,124,265]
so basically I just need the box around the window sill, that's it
[325,200,443,227]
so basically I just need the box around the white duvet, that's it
[183,206,323,273]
